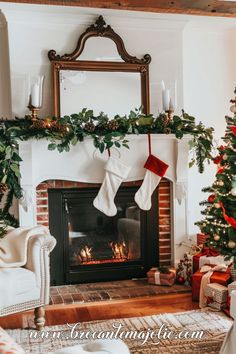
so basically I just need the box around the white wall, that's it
[0,4,185,118]
[183,20,236,237]
[0,9,11,118]
[1,2,236,258]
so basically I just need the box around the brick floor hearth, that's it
[49,279,191,305]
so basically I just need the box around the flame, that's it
[75,245,93,263]
[110,241,129,260]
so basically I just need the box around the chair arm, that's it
[24,234,56,304]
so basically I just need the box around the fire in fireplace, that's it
[48,184,159,285]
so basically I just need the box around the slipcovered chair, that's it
[220,290,236,354]
[0,231,56,330]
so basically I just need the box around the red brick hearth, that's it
[36,179,171,266]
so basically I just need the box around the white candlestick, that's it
[31,83,40,107]
[169,97,175,111]
[162,89,170,111]
[38,75,44,107]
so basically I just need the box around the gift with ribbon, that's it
[204,283,228,310]
[192,247,231,274]
[192,264,231,302]
[147,267,176,286]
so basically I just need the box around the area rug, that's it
[50,279,191,305]
[7,310,232,354]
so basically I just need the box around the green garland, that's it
[0,108,214,237]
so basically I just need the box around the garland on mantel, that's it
[0,108,214,237]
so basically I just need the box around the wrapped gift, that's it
[230,290,236,319]
[197,233,209,246]
[205,283,228,304]
[228,281,236,296]
[223,295,231,317]
[147,267,176,286]
[207,300,227,310]
[191,246,232,273]
[192,265,231,301]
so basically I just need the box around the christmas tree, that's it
[196,90,236,266]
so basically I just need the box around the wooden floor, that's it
[0,293,198,329]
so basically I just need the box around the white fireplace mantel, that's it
[18,134,190,264]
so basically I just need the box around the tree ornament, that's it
[214,234,220,241]
[231,177,236,196]
[214,203,221,209]
[177,276,184,284]
[0,183,7,195]
[107,119,119,131]
[218,180,224,187]
[213,155,223,165]
[208,194,216,203]
[228,241,236,249]
[230,126,236,136]
[223,154,228,160]
[230,105,236,114]
[84,121,95,133]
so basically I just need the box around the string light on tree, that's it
[196,88,236,268]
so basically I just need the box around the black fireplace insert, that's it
[48,185,159,285]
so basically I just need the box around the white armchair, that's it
[220,290,236,354]
[0,233,56,330]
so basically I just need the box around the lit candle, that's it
[31,83,40,107]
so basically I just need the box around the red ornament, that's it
[219,145,226,151]
[230,126,236,136]
[177,276,185,284]
[213,155,223,165]
[217,167,224,174]
[208,194,216,203]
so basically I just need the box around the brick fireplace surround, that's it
[36,178,171,266]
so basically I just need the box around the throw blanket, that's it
[0,226,49,267]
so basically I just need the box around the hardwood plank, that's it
[1,0,236,18]
[0,293,199,329]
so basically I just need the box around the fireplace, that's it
[48,184,159,285]
[18,135,190,270]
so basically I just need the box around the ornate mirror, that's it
[48,16,151,117]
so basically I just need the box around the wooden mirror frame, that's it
[48,16,151,117]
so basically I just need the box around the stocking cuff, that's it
[144,154,169,177]
[105,157,131,179]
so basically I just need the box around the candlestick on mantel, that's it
[27,75,45,121]
[163,89,170,111]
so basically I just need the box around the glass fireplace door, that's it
[67,189,142,267]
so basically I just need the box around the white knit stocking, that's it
[135,171,161,211]
[93,157,131,216]
[135,154,169,211]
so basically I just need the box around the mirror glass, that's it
[60,70,141,116]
